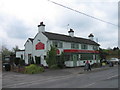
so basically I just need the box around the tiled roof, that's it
[43,32,100,46]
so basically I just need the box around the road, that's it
[3,66,119,88]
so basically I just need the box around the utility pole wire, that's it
[47,0,118,27]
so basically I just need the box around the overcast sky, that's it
[0,0,118,50]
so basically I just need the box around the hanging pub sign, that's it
[36,42,45,50]
[56,49,60,54]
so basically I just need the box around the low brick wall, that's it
[11,66,25,73]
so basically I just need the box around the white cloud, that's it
[0,0,118,49]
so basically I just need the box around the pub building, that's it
[16,22,100,67]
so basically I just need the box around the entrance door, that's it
[73,54,78,67]
[35,56,41,65]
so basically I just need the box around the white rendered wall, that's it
[24,39,33,64]
[64,61,73,67]
[33,32,48,66]
[16,51,25,60]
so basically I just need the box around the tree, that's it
[1,45,11,60]
[57,52,65,68]
[113,47,119,51]
[99,47,120,60]
[46,45,57,67]
[12,45,20,54]
[99,48,108,61]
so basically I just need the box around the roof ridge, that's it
[44,31,93,41]
[43,31,100,46]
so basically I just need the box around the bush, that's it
[24,64,44,74]
[46,46,57,67]
[13,58,25,66]
[14,58,20,66]
[50,64,59,69]
[19,59,25,66]
[91,63,101,68]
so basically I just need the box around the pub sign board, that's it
[36,42,45,50]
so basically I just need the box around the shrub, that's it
[57,52,65,69]
[13,58,25,66]
[91,63,101,68]
[50,64,59,69]
[14,58,20,66]
[19,59,25,66]
[24,64,44,74]
[46,46,57,67]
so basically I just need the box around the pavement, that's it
[43,65,116,76]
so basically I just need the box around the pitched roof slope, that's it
[29,38,34,43]
[43,32,100,46]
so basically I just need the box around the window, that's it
[64,55,71,61]
[59,42,63,48]
[95,54,100,60]
[93,46,98,50]
[53,41,63,48]
[80,54,93,60]
[53,41,58,47]
[81,44,88,49]
[71,43,79,49]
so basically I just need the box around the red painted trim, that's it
[63,49,99,53]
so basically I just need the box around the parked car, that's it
[2,56,11,71]
[3,63,11,71]
[109,58,119,64]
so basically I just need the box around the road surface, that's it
[3,66,119,88]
